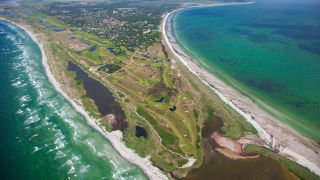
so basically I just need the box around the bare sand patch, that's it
[53,30,89,51]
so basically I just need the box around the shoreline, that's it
[162,2,320,176]
[0,17,168,180]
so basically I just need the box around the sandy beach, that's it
[162,3,320,176]
[0,17,168,180]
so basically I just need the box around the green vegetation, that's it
[37,2,179,50]
[136,107,180,150]
[48,42,101,119]
[117,91,125,98]
[82,95,100,119]
[196,136,200,149]
[98,64,122,74]
[178,159,189,167]
[244,144,320,180]
[193,109,199,119]
[205,107,215,123]
[162,63,173,88]
[196,125,200,133]
[3,4,311,178]
[205,102,258,139]
[110,48,126,56]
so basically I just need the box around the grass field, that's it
[1,7,265,177]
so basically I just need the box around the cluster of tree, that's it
[110,48,126,56]
[36,2,179,51]
[98,64,122,74]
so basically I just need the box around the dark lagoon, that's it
[135,126,147,138]
[67,61,126,131]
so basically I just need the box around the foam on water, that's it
[24,114,40,125]
[32,146,39,153]
[0,19,146,179]
[68,166,75,175]
[84,139,97,153]
[79,165,90,173]
[12,80,21,87]
[30,133,38,139]
[16,109,23,114]
[19,95,31,102]
[54,151,66,160]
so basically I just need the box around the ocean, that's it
[173,0,320,141]
[0,20,146,179]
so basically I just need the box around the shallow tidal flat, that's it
[181,151,298,180]
[180,113,297,180]
[173,0,320,141]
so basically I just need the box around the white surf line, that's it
[39,32,168,180]
[60,29,194,167]
[66,37,196,167]
[162,2,272,144]
[0,18,169,180]
[162,4,320,176]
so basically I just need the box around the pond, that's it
[135,126,147,138]
[67,61,127,131]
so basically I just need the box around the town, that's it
[36,2,179,51]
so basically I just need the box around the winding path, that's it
[65,48,195,167]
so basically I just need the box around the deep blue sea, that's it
[0,20,146,179]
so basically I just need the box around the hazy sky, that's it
[0,0,22,6]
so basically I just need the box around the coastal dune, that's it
[0,18,168,180]
[162,3,320,176]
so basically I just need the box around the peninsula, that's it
[1,0,319,179]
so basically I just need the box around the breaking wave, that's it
[0,19,146,179]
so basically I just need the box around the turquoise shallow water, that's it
[0,20,146,179]
[173,0,320,141]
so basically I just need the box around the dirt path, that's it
[65,48,195,168]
